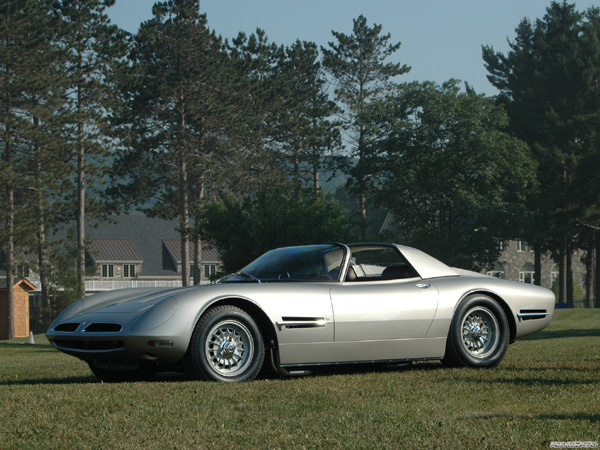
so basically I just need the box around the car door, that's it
[331,279,439,341]
[262,284,335,365]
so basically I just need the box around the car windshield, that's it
[220,244,345,283]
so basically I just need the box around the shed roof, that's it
[0,277,37,291]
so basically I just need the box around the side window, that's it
[346,246,417,282]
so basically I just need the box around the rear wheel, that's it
[188,305,265,382]
[444,294,509,368]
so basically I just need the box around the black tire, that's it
[444,294,509,368]
[88,362,156,383]
[188,305,265,382]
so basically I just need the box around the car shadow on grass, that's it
[470,412,600,423]
[0,361,451,386]
[0,342,55,351]
[0,375,99,386]
[523,328,600,340]
[283,360,445,379]
[468,376,598,387]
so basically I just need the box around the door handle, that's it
[416,283,432,289]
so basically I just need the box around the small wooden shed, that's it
[0,278,36,339]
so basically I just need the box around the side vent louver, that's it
[517,309,551,321]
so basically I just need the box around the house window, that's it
[17,264,30,277]
[516,239,526,252]
[519,262,535,284]
[123,264,135,278]
[487,262,505,279]
[204,264,216,278]
[550,264,558,285]
[102,264,114,278]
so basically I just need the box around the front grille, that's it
[54,323,80,332]
[51,339,124,351]
[83,323,122,333]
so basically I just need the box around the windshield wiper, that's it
[234,271,262,283]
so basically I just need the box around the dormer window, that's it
[17,264,30,278]
[89,239,142,280]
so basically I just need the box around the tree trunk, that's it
[5,176,15,340]
[4,91,15,339]
[193,238,202,286]
[595,232,600,308]
[585,237,594,308]
[359,190,367,241]
[34,135,50,328]
[559,245,567,304]
[358,126,368,241]
[566,243,574,307]
[534,242,542,287]
[5,209,15,340]
[179,106,190,287]
[180,163,190,287]
[76,52,86,298]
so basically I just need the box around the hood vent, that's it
[83,323,123,333]
[54,323,80,332]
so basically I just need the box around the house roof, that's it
[1,215,221,279]
[83,215,220,277]
[162,240,221,265]
[89,239,143,263]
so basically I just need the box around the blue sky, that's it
[107,0,600,95]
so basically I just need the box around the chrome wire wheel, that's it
[204,319,255,377]
[460,306,499,359]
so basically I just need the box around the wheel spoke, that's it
[204,319,254,377]
[460,307,499,358]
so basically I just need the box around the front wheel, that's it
[188,305,265,382]
[444,294,509,368]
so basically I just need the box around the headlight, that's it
[130,297,177,332]
[48,299,84,329]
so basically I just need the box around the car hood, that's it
[50,286,194,325]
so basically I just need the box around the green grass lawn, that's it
[0,309,598,449]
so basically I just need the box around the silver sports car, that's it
[46,243,554,382]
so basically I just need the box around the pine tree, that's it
[228,29,288,191]
[0,0,60,338]
[55,0,129,297]
[483,2,600,304]
[14,1,67,322]
[111,0,230,286]
[322,15,409,239]
[275,40,340,194]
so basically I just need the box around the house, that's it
[1,215,222,336]
[80,215,222,292]
[487,239,588,304]
[162,239,222,281]
[379,213,587,301]
[0,278,36,339]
